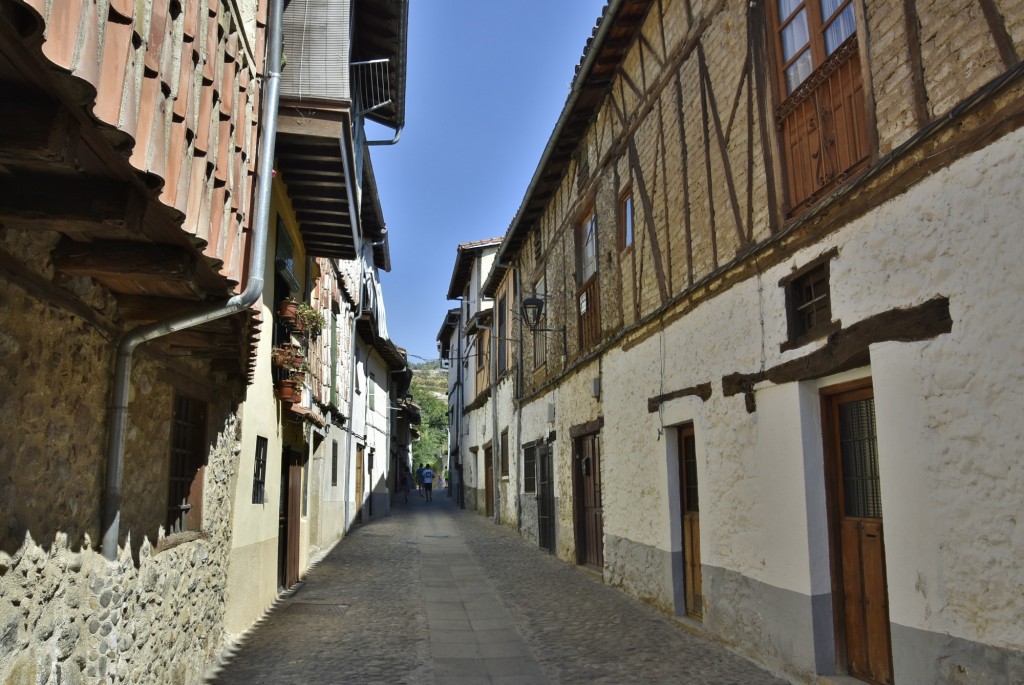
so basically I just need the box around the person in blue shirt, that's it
[421,466,435,502]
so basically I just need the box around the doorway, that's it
[677,425,702,619]
[355,444,365,522]
[822,381,893,684]
[537,442,555,552]
[278,447,302,590]
[573,431,603,568]
[484,446,494,517]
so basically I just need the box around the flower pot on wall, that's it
[278,298,298,324]
[274,378,299,404]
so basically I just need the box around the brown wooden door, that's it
[278,448,301,589]
[824,384,893,684]
[484,448,494,517]
[677,426,702,619]
[537,443,555,552]
[574,432,603,568]
[355,445,365,521]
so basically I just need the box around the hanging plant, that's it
[271,344,303,369]
[295,302,326,337]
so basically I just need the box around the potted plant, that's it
[295,302,326,337]
[278,296,298,324]
[271,343,304,369]
[274,368,306,404]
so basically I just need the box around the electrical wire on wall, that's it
[657,325,666,441]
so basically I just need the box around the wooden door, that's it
[484,448,494,518]
[355,445,365,522]
[824,384,893,684]
[677,425,702,619]
[537,443,555,552]
[574,432,603,568]
[278,448,301,589]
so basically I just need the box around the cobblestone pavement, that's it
[206,495,789,685]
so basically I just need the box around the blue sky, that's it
[369,1,609,362]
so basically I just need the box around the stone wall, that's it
[1,410,241,685]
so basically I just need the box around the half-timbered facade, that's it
[478,0,1024,682]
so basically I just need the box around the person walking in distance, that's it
[422,465,435,502]
[415,464,425,497]
[399,466,411,503]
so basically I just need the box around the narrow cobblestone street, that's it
[206,494,788,685]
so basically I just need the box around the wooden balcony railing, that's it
[777,36,869,217]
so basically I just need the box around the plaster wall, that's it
[537,126,1024,680]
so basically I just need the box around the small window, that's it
[331,440,338,487]
[781,249,838,348]
[619,191,634,250]
[368,373,376,412]
[500,429,509,477]
[167,394,208,533]
[253,436,268,504]
[523,444,537,493]
[476,331,485,370]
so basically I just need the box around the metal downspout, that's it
[366,125,403,146]
[100,0,285,561]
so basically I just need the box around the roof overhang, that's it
[353,0,409,131]
[483,0,651,296]
[275,106,360,259]
[446,237,503,300]
[436,307,460,357]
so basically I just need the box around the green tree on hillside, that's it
[410,384,447,470]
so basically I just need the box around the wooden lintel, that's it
[722,297,952,397]
[0,174,145,234]
[53,239,196,281]
[647,383,713,413]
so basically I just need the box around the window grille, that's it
[839,398,882,517]
[331,440,338,487]
[523,445,537,494]
[500,430,509,477]
[167,394,207,533]
[253,436,268,504]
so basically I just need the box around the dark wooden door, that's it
[677,425,702,619]
[355,445,365,522]
[824,384,893,685]
[574,432,603,568]
[537,443,555,552]
[484,448,494,518]
[278,448,301,589]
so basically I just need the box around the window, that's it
[253,436,268,504]
[769,0,869,216]
[577,211,598,285]
[167,394,208,533]
[368,373,376,412]
[476,331,485,370]
[532,276,547,369]
[497,295,507,374]
[619,191,634,250]
[331,440,338,487]
[576,210,601,350]
[780,249,838,348]
[523,444,537,494]
[500,429,509,477]
[533,228,543,264]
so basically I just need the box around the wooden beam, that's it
[53,239,197,282]
[722,297,952,397]
[0,244,119,341]
[0,174,145,234]
[647,383,713,413]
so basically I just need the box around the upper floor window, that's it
[368,373,376,411]
[497,295,508,374]
[619,191,634,251]
[780,248,839,349]
[770,1,869,217]
[577,211,598,285]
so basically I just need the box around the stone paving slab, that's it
[207,495,790,685]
